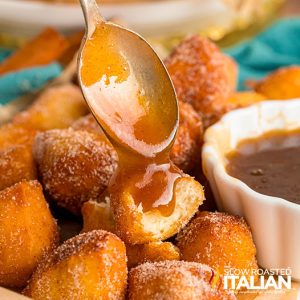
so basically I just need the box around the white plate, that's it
[0,0,235,38]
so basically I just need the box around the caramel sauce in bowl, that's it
[202,99,300,280]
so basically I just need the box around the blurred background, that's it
[0,0,299,49]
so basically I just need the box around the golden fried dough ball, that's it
[0,144,37,191]
[127,241,180,269]
[33,128,117,214]
[128,261,236,300]
[111,175,204,244]
[24,230,127,300]
[12,83,88,131]
[170,102,203,173]
[254,66,300,99]
[225,92,266,111]
[0,180,58,288]
[82,198,115,233]
[165,35,237,128]
[177,211,258,281]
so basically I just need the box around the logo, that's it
[223,267,292,293]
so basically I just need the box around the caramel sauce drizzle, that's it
[80,24,182,216]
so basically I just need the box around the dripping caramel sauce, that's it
[80,24,182,216]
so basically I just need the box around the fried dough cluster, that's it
[0,32,279,299]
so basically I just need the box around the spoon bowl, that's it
[78,0,178,157]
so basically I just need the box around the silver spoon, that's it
[77,0,178,157]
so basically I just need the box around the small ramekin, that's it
[202,99,300,280]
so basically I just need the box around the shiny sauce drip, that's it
[226,130,300,205]
[80,24,182,216]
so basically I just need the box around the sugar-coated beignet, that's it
[24,230,127,300]
[170,102,203,173]
[0,144,37,191]
[128,261,236,300]
[12,84,88,131]
[165,35,237,128]
[111,176,204,244]
[177,211,258,281]
[254,66,300,99]
[33,128,117,214]
[82,198,115,233]
[0,180,58,288]
[127,241,180,269]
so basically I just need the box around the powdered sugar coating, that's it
[33,128,117,214]
[128,260,236,300]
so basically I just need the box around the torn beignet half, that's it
[111,175,204,244]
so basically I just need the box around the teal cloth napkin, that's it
[0,49,62,105]
[226,18,300,90]
[0,18,300,104]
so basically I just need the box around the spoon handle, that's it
[79,0,105,36]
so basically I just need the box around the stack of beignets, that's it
[0,33,278,299]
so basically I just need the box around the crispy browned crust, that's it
[24,230,127,300]
[165,35,237,128]
[254,66,300,99]
[33,128,117,214]
[0,180,59,288]
[128,261,236,300]
[177,211,258,282]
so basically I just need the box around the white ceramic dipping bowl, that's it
[202,99,300,280]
